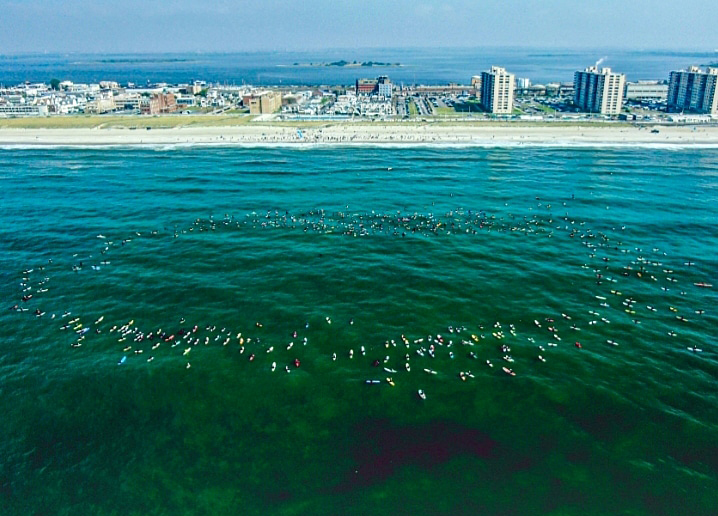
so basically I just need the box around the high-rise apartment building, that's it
[480,66,514,114]
[574,66,626,115]
[667,66,718,115]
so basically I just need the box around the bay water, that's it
[3,47,717,86]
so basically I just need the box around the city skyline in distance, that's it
[1,0,718,54]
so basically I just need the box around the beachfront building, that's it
[625,81,668,102]
[667,66,718,115]
[354,76,394,98]
[0,102,49,117]
[159,93,177,113]
[479,66,515,114]
[574,66,626,115]
[355,78,379,95]
[377,76,393,98]
[140,96,160,115]
[140,93,177,115]
[175,95,196,108]
[114,93,142,112]
[248,91,282,115]
[85,92,117,114]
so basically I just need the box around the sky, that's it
[1,0,717,54]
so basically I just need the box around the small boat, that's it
[418,389,426,400]
[694,283,713,288]
[502,367,515,376]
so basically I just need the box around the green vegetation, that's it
[432,107,476,118]
[427,119,631,128]
[50,78,61,91]
[408,99,419,116]
[0,114,255,129]
[532,103,557,114]
[0,114,639,131]
[454,100,483,113]
[359,61,399,67]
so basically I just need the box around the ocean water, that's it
[1,145,717,515]
[2,47,717,86]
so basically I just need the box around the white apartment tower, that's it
[667,66,718,115]
[574,66,626,115]
[377,76,393,98]
[480,66,515,114]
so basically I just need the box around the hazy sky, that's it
[1,0,717,53]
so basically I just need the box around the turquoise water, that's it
[1,146,717,515]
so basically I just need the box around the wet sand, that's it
[1,122,718,146]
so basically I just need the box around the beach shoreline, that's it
[1,122,718,147]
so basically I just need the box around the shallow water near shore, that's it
[1,146,717,515]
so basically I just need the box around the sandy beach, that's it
[1,122,718,147]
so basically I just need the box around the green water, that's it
[1,146,717,515]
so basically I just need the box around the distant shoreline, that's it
[2,122,717,148]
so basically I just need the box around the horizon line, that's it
[2,45,718,57]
